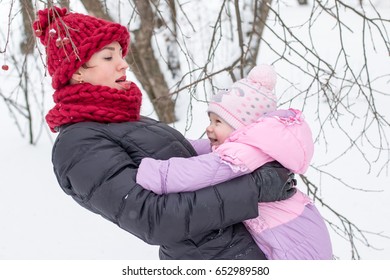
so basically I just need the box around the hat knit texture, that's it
[33,6,130,90]
[208,64,277,129]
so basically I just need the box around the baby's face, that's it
[206,112,235,148]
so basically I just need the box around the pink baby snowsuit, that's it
[136,109,333,259]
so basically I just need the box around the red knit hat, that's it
[33,6,130,90]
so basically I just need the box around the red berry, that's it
[2,65,9,71]
[35,29,42,37]
[56,38,62,47]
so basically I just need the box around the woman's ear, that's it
[71,71,83,84]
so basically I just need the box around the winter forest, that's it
[1,0,390,260]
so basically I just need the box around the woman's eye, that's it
[104,57,113,61]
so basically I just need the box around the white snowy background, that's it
[1,1,389,260]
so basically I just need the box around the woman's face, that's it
[76,41,130,90]
[206,112,235,148]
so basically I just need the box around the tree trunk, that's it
[19,0,35,54]
[243,0,272,74]
[131,0,176,123]
[58,0,70,9]
[165,0,181,79]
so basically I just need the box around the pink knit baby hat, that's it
[33,6,130,90]
[208,64,277,129]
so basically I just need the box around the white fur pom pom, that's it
[247,64,277,90]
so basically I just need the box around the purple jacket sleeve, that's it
[136,152,247,194]
[187,139,212,155]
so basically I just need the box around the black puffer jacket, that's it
[52,117,295,259]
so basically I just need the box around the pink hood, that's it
[214,109,314,174]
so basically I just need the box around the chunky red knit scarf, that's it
[46,82,142,132]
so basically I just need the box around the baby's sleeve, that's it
[136,153,247,194]
[187,138,212,155]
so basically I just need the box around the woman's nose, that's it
[119,57,129,70]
